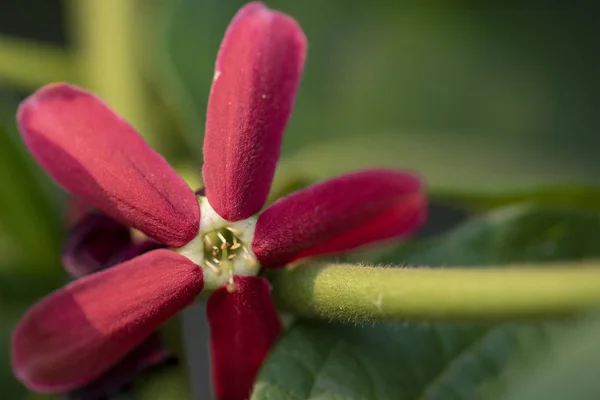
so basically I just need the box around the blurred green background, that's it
[1,0,599,398]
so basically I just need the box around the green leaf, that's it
[0,267,63,309]
[0,104,64,399]
[431,185,600,213]
[499,312,600,400]
[0,116,62,269]
[0,309,28,400]
[276,134,598,194]
[0,292,61,400]
[151,0,596,190]
[148,0,236,155]
[269,168,600,224]
[253,320,569,400]
[133,364,191,400]
[0,259,63,400]
[257,204,600,399]
[380,204,600,267]
[151,0,600,190]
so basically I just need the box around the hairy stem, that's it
[271,262,600,322]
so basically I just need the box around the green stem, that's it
[271,262,600,322]
[66,0,158,147]
[0,35,78,88]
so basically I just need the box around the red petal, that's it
[203,2,307,221]
[253,169,427,268]
[17,83,199,247]
[11,249,203,393]
[62,212,132,278]
[207,276,281,400]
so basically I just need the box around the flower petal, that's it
[203,2,307,221]
[207,276,281,400]
[66,333,174,400]
[62,212,132,278]
[12,249,203,393]
[17,83,199,247]
[253,169,427,268]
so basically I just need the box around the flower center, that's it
[176,196,259,291]
[201,226,256,278]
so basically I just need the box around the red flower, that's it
[11,2,427,400]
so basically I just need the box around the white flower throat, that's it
[176,196,259,291]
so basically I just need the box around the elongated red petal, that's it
[18,83,199,247]
[207,276,281,400]
[203,2,307,221]
[253,169,427,268]
[12,249,203,393]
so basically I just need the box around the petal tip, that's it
[18,83,84,119]
[222,2,307,76]
[11,330,84,393]
[203,3,307,221]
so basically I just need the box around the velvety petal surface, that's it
[62,212,132,278]
[253,169,427,268]
[207,276,281,400]
[203,2,307,221]
[12,249,203,393]
[18,83,199,247]
[66,334,173,400]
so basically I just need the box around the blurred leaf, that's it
[0,259,63,400]
[0,35,78,89]
[267,165,318,204]
[151,0,600,189]
[270,166,600,214]
[254,320,566,400]
[27,393,58,400]
[133,364,191,400]
[432,184,600,213]
[280,134,597,192]
[0,309,28,400]
[379,204,600,267]
[147,0,233,155]
[0,266,63,309]
[158,315,184,361]
[499,313,600,400]
[0,117,62,269]
[0,105,64,400]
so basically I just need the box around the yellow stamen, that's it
[217,232,229,249]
